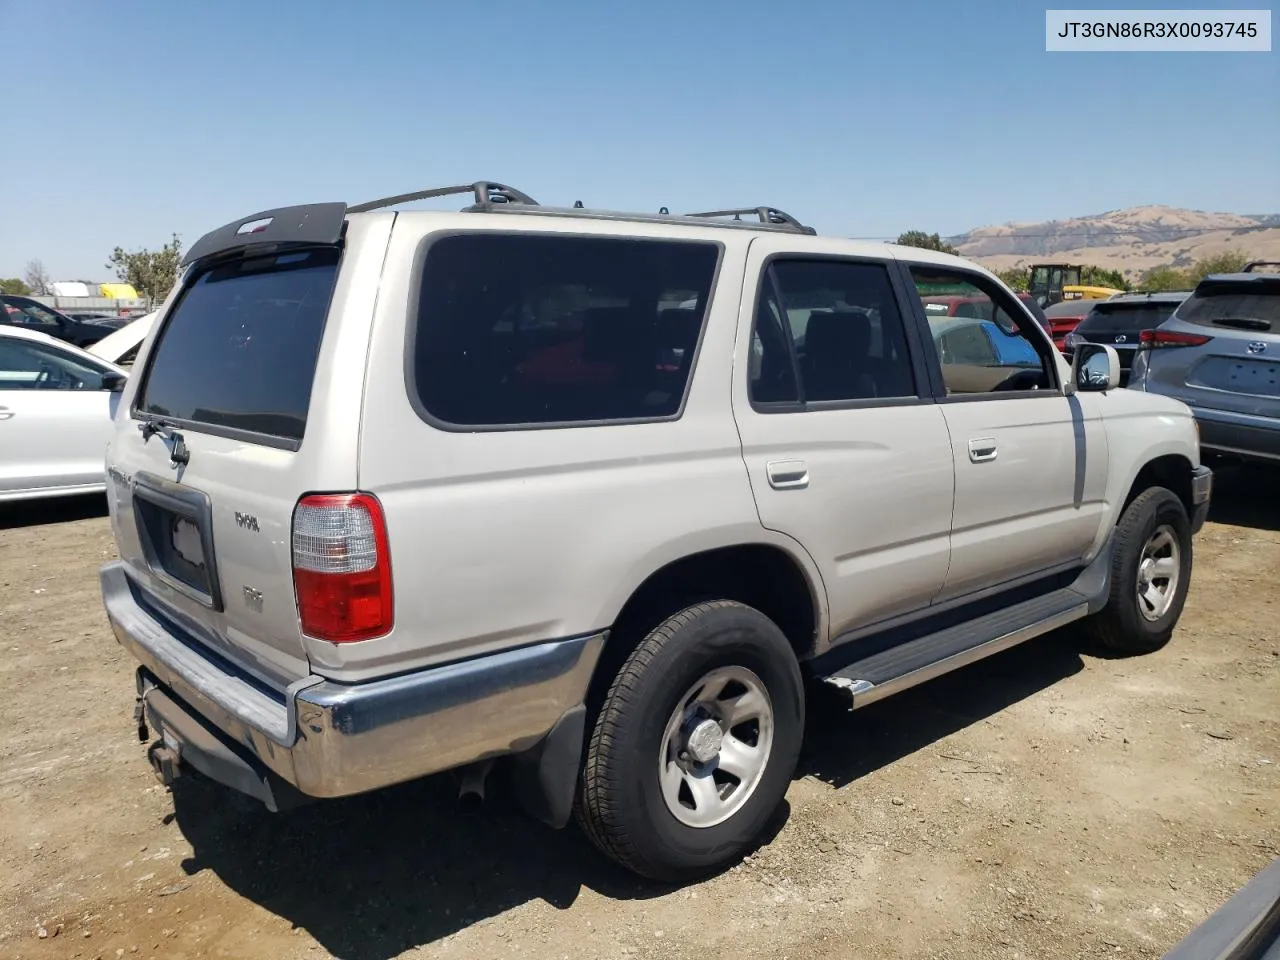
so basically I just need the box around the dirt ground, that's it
[1,467,1277,960]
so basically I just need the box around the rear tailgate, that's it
[1143,277,1280,418]
[105,209,394,691]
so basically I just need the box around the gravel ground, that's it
[1,466,1277,960]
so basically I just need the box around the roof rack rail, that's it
[684,206,815,235]
[1241,260,1280,274]
[349,181,537,214]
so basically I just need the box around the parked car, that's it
[1064,291,1191,386]
[919,292,1054,340]
[1131,261,1280,464]
[928,316,1045,392]
[67,312,138,325]
[0,326,127,502]
[1041,298,1094,350]
[0,295,127,346]
[100,183,1210,883]
[88,311,157,368]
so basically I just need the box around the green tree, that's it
[1140,265,1193,293]
[106,234,183,305]
[1188,250,1252,284]
[0,278,32,295]
[1080,266,1129,291]
[996,267,1029,291]
[895,230,958,255]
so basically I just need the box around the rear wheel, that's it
[1085,487,1192,654]
[576,601,804,882]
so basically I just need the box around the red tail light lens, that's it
[1139,330,1212,348]
[292,493,393,643]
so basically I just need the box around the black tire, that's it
[575,600,804,882]
[1085,486,1192,654]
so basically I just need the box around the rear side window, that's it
[1177,279,1280,333]
[135,248,339,447]
[410,234,719,427]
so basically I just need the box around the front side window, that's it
[0,338,113,390]
[749,258,917,406]
[909,266,1053,396]
[411,234,719,427]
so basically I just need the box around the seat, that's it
[802,311,878,401]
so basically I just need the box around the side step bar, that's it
[819,587,1090,710]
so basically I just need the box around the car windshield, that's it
[1177,279,1280,333]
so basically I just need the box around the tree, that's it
[24,259,51,295]
[0,278,32,295]
[1188,250,1252,284]
[996,267,1028,291]
[1080,266,1129,291]
[106,234,183,305]
[1140,265,1192,293]
[895,230,958,255]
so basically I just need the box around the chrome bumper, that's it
[101,561,604,798]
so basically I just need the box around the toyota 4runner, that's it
[100,182,1212,882]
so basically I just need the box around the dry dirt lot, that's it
[1,467,1277,960]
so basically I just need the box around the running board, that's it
[818,588,1090,710]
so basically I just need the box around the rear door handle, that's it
[0,406,13,421]
[968,438,998,463]
[766,459,809,490]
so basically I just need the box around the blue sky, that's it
[2,0,1277,281]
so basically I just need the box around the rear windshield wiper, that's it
[1211,317,1272,331]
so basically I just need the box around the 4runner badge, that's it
[235,512,260,532]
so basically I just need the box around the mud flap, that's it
[509,705,587,829]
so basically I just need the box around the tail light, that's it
[292,493,393,643]
[1139,330,1212,349]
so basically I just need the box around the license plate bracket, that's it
[132,471,223,610]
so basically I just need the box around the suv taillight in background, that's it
[1139,330,1213,349]
[292,493,393,643]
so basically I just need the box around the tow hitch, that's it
[147,741,182,786]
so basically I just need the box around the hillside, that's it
[951,205,1280,278]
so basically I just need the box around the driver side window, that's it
[909,266,1053,396]
[0,338,110,391]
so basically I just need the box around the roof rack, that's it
[1241,260,1280,274]
[684,206,815,235]
[348,181,538,214]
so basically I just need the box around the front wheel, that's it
[575,601,804,882]
[1085,486,1193,654]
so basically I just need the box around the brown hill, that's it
[952,205,1280,278]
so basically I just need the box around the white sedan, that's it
[0,326,127,502]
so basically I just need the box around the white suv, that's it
[99,182,1212,881]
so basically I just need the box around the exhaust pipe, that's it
[457,759,494,809]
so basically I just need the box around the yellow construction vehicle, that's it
[1028,263,1124,306]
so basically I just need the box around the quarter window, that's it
[411,234,719,427]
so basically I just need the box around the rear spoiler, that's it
[181,203,348,268]
[1242,260,1280,274]
[181,182,539,268]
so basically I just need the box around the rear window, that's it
[1080,302,1181,333]
[1177,279,1280,333]
[411,233,719,427]
[135,248,339,446]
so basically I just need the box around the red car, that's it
[1039,299,1095,350]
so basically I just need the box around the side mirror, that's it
[1072,343,1121,392]
[102,372,127,393]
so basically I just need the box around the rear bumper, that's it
[101,561,605,800]
[1194,408,1280,463]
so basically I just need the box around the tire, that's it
[575,600,804,882]
[1085,486,1193,654]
